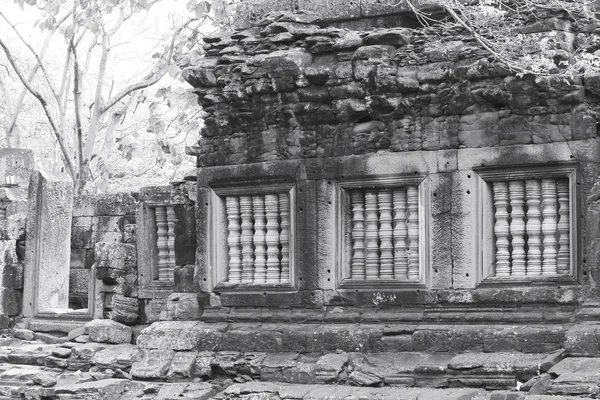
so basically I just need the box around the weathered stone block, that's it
[85,319,132,344]
[68,342,107,371]
[131,349,175,380]
[174,265,195,292]
[159,293,202,321]
[95,242,136,283]
[564,325,600,356]
[108,294,139,325]
[167,351,197,380]
[136,321,207,351]
[69,269,90,295]
[194,352,215,379]
[71,225,96,249]
[91,343,142,369]
[0,287,20,316]
[123,224,136,244]
[2,262,23,290]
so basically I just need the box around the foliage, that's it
[405,0,600,78]
[0,0,234,193]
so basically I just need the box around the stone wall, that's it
[184,10,600,323]
[184,12,598,167]
[0,150,33,326]
[71,193,138,321]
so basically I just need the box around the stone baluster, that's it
[155,206,170,281]
[542,179,558,275]
[265,194,281,283]
[407,186,419,280]
[351,191,366,280]
[393,188,408,279]
[525,180,542,276]
[166,206,178,281]
[557,180,570,274]
[509,181,526,276]
[279,193,290,282]
[493,182,510,276]
[240,196,255,283]
[378,189,394,279]
[252,196,267,283]
[364,190,380,280]
[226,196,242,283]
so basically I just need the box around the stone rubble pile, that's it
[0,320,592,398]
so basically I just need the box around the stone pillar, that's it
[22,170,73,316]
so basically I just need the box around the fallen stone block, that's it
[54,378,129,398]
[315,353,348,383]
[68,342,107,371]
[34,332,69,344]
[167,351,197,380]
[86,319,132,344]
[67,326,86,341]
[52,347,72,358]
[233,352,265,377]
[33,371,60,387]
[194,352,214,379]
[46,355,69,369]
[8,343,54,365]
[12,328,34,341]
[91,343,142,370]
[131,349,175,380]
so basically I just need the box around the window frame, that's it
[209,182,297,293]
[475,163,580,286]
[335,174,430,290]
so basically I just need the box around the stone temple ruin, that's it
[3,1,600,398]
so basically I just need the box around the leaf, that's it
[44,0,60,16]
[167,64,180,78]
[194,1,210,19]
[186,0,196,12]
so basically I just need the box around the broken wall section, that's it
[71,193,138,322]
[0,149,33,326]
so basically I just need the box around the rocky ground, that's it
[0,320,599,399]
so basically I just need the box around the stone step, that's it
[216,381,584,399]
[128,349,566,390]
[25,318,87,334]
[136,321,569,354]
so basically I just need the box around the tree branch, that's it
[82,32,110,169]
[0,10,71,145]
[100,20,195,115]
[0,36,76,178]
[0,11,63,105]
[70,39,84,181]
[432,1,527,74]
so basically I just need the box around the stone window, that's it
[338,176,429,288]
[148,205,178,282]
[477,165,579,284]
[210,183,295,290]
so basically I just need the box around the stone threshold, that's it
[136,321,570,354]
[24,318,88,334]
